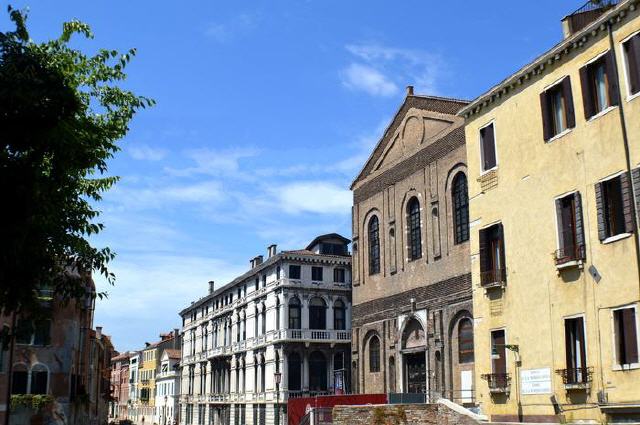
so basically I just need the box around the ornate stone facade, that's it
[350,89,474,404]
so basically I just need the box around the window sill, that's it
[627,91,640,103]
[612,363,640,371]
[555,259,584,273]
[587,105,617,122]
[546,128,573,144]
[480,166,498,177]
[602,233,632,245]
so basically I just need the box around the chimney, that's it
[250,258,255,268]
[406,85,414,96]
[208,280,215,294]
[145,342,150,347]
[267,244,277,258]
[96,326,102,340]
[254,255,263,266]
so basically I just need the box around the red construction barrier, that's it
[287,394,387,425]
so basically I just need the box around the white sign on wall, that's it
[520,368,552,395]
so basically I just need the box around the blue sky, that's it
[4,0,585,351]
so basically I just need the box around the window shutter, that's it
[555,198,565,253]
[498,223,506,282]
[482,124,496,170]
[595,182,607,241]
[623,308,639,364]
[633,168,640,225]
[605,51,620,106]
[540,91,552,141]
[563,77,576,129]
[629,35,640,95]
[574,192,586,260]
[564,319,573,369]
[620,172,635,234]
[580,65,594,119]
[479,228,489,274]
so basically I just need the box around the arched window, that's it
[309,297,327,330]
[261,303,266,335]
[288,298,301,329]
[309,352,327,391]
[458,318,474,363]
[260,355,266,392]
[276,298,281,331]
[369,336,381,373]
[407,198,422,260]
[368,216,380,275]
[334,300,346,330]
[254,307,259,336]
[452,173,469,244]
[288,353,302,391]
[11,363,28,394]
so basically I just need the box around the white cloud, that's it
[165,147,259,178]
[128,144,167,161]
[106,180,225,210]
[274,182,352,215]
[204,13,258,43]
[342,43,444,96]
[342,63,399,97]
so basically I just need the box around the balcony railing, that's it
[565,0,619,35]
[481,373,511,393]
[480,268,506,288]
[555,367,593,389]
[554,244,586,266]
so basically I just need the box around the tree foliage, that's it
[0,7,154,314]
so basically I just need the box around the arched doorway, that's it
[401,317,427,394]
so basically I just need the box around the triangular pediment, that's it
[351,95,468,188]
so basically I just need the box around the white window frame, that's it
[489,327,508,374]
[620,30,640,102]
[478,120,498,175]
[598,171,633,244]
[562,313,589,369]
[611,303,640,371]
[552,190,580,253]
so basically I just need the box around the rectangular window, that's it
[613,307,639,367]
[540,76,575,141]
[289,265,301,280]
[311,266,323,282]
[479,223,506,286]
[580,52,618,119]
[333,268,346,283]
[262,274,267,288]
[479,123,497,172]
[623,32,640,96]
[491,329,507,375]
[555,192,585,264]
[564,317,587,383]
[596,174,633,241]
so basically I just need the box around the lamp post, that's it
[274,372,282,425]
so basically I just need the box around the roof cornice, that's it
[459,0,638,119]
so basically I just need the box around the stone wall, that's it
[332,403,480,425]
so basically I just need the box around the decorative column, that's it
[327,297,334,330]
[281,294,288,332]
[301,296,309,330]
[282,351,289,392]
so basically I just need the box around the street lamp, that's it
[274,372,282,425]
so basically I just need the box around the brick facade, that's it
[332,403,480,425]
[350,91,475,403]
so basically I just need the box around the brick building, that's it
[350,88,475,403]
[109,351,132,422]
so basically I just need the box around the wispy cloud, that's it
[274,181,352,215]
[106,180,225,211]
[128,144,168,161]
[341,43,444,96]
[341,63,399,97]
[204,13,259,43]
[165,147,259,178]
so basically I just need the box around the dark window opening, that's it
[288,298,301,329]
[368,216,381,274]
[333,268,346,283]
[369,336,380,373]
[452,173,469,244]
[623,33,640,96]
[289,265,301,280]
[309,298,327,330]
[580,52,618,119]
[311,266,323,282]
[540,76,575,141]
[614,308,638,366]
[480,123,497,172]
[555,192,585,263]
[479,223,506,286]
[458,319,474,364]
[407,198,422,261]
[334,300,346,330]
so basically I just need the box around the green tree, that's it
[0,7,154,315]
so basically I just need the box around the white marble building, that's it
[155,349,181,425]
[179,234,352,425]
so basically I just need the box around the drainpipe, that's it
[607,20,640,289]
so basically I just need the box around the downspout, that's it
[607,19,640,289]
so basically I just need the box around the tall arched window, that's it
[288,353,302,391]
[275,298,281,331]
[407,198,422,260]
[368,216,380,275]
[458,318,474,363]
[288,298,301,329]
[452,173,470,244]
[309,352,327,391]
[309,297,327,330]
[11,364,28,394]
[369,335,381,373]
[261,303,266,335]
[334,300,346,330]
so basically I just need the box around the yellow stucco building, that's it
[459,1,640,423]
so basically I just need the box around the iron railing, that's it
[555,367,593,386]
[554,243,586,265]
[566,0,619,34]
[480,268,506,287]
[481,373,511,392]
